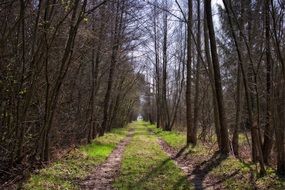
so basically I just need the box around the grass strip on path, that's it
[23,124,132,190]
[113,121,192,190]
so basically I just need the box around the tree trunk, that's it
[192,0,201,145]
[271,0,285,176]
[205,0,230,155]
[262,0,274,165]
[232,0,245,158]
[101,0,123,135]
[222,0,266,175]
[161,1,170,131]
[204,10,221,149]
[186,0,193,144]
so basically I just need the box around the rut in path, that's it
[80,129,134,190]
[158,138,227,190]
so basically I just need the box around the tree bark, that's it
[222,0,266,175]
[186,0,193,144]
[205,0,230,155]
[192,0,201,145]
[101,0,123,135]
[262,0,274,165]
[203,10,221,149]
[161,0,171,131]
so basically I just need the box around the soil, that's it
[158,138,224,190]
[80,129,134,190]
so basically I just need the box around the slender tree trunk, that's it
[275,84,285,176]
[222,0,266,175]
[101,0,123,135]
[262,0,274,165]
[191,0,201,145]
[40,0,85,161]
[233,64,241,157]
[271,0,285,176]
[204,10,221,149]
[162,0,170,131]
[153,0,161,129]
[87,4,106,142]
[186,0,193,144]
[232,0,245,157]
[205,0,230,155]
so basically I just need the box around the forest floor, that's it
[22,121,285,190]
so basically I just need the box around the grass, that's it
[148,124,209,157]
[207,156,285,189]
[23,125,131,190]
[147,122,285,189]
[148,124,186,149]
[23,121,285,190]
[113,122,192,190]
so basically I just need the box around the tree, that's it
[205,0,230,155]
[262,0,274,165]
[186,0,193,144]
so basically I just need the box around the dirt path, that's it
[80,129,134,190]
[158,138,224,190]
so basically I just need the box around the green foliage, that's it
[23,126,129,190]
[113,122,192,190]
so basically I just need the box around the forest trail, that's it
[80,122,192,189]
[3,1,285,189]
[23,122,285,189]
[80,129,134,190]
[79,122,221,190]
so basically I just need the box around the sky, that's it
[213,0,224,8]
[212,0,224,30]
[132,0,225,75]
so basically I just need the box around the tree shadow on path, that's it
[132,157,189,189]
[133,158,170,186]
[189,151,228,190]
